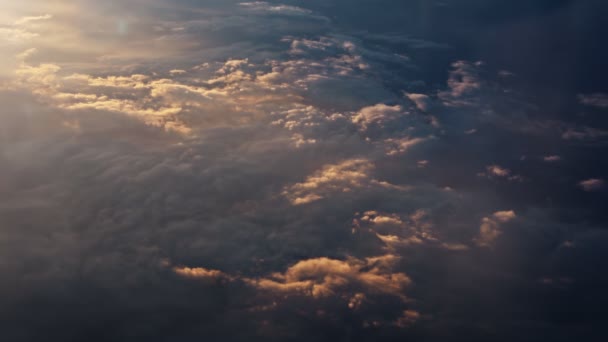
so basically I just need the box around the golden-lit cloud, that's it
[354,210,469,251]
[173,266,231,281]
[170,252,416,328]
[283,159,409,205]
[383,136,430,156]
[172,254,411,303]
[351,103,405,130]
[394,310,422,328]
[475,210,517,247]
[479,165,523,182]
[248,255,411,300]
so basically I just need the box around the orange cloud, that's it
[475,210,516,247]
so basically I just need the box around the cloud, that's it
[479,165,523,182]
[171,253,414,327]
[561,126,608,141]
[7,28,423,139]
[394,310,421,328]
[0,27,40,41]
[474,210,516,247]
[14,62,61,94]
[383,137,430,156]
[579,178,606,192]
[247,255,411,300]
[2,1,608,341]
[14,14,53,26]
[486,165,510,177]
[239,1,313,16]
[405,93,431,112]
[439,61,483,106]
[361,32,449,50]
[578,93,608,109]
[173,265,232,281]
[354,210,469,252]
[239,2,314,16]
[543,155,562,162]
[351,104,405,130]
[283,159,409,205]
[0,14,53,43]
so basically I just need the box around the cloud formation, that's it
[475,210,517,247]
[579,178,606,192]
[1,1,607,341]
[578,93,608,109]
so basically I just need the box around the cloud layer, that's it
[1,1,607,341]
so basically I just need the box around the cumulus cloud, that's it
[247,255,411,300]
[351,104,406,130]
[171,254,414,325]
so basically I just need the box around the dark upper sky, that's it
[0,1,607,341]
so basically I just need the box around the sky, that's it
[0,1,607,341]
